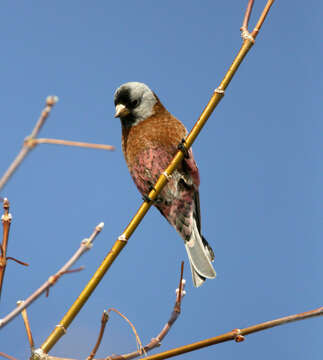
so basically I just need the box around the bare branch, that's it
[32,138,115,151]
[30,96,59,139]
[0,352,18,360]
[129,306,323,360]
[251,0,275,38]
[107,263,186,360]
[87,311,110,360]
[17,300,35,350]
[6,257,29,266]
[0,198,12,299]
[240,0,254,33]
[41,306,322,360]
[0,96,58,191]
[45,267,85,297]
[0,222,104,329]
[240,0,274,43]
[107,308,145,357]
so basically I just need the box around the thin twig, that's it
[5,257,29,266]
[107,308,145,356]
[45,267,84,297]
[131,306,323,360]
[174,261,184,313]
[32,138,115,151]
[241,0,254,32]
[33,306,323,360]
[0,222,104,329]
[0,352,18,360]
[30,96,59,139]
[107,263,186,360]
[0,96,58,191]
[87,311,110,360]
[47,265,186,360]
[240,0,274,43]
[0,198,12,299]
[17,300,35,350]
[251,0,275,38]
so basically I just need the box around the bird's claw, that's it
[177,138,189,158]
[142,194,153,203]
[142,184,157,204]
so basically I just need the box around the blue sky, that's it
[1,1,322,359]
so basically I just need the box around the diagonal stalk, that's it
[38,1,274,355]
[39,39,253,355]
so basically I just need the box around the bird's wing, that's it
[181,148,200,188]
[179,148,202,230]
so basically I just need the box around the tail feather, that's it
[188,260,206,288]
[185,220,216,287]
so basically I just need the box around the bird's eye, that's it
[131,99,139,107]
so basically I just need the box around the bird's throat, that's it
[121,114,136,129]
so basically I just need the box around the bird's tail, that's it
[185,220,216,287]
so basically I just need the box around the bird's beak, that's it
[114,104,130,118]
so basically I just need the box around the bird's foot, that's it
[142,194,153,203]
[142,185,157,204]
[177,138,189,158]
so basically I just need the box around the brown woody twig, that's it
[21,306,323,360]
[0,198,11,299]
[0,352,18,360]
[106,262,186,360]
[0,222,104,329]
[240,0,255,34]
[240,0,274,42]
[0,96,58,191]
[0,95,115,192]
[5,257,29,266]
[31,138,115,151]
[45,267,85,297]
[17,300,35,351]
[0,199,26,300]
[251,0,274,38]
[130,306,323,360]
[107,308,145,358]
[87,311,110,360]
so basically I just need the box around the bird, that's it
[114,82,216,287]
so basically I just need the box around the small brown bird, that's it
[114,82,216,287]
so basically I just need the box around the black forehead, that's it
[114,88,131,106]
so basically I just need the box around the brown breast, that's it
[121,100,187,169]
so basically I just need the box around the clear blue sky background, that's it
[1,1,322,359]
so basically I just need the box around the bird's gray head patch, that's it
[114,82,157,127]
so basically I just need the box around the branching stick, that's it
[0,96,115,192]
[0,96,58,191]
[133,306,323,360]
[0,222,104,329]
[33,305,322,360]
[107,262,186,360]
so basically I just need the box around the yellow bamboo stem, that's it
[40,39,254,355]
[40,0,274,353]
